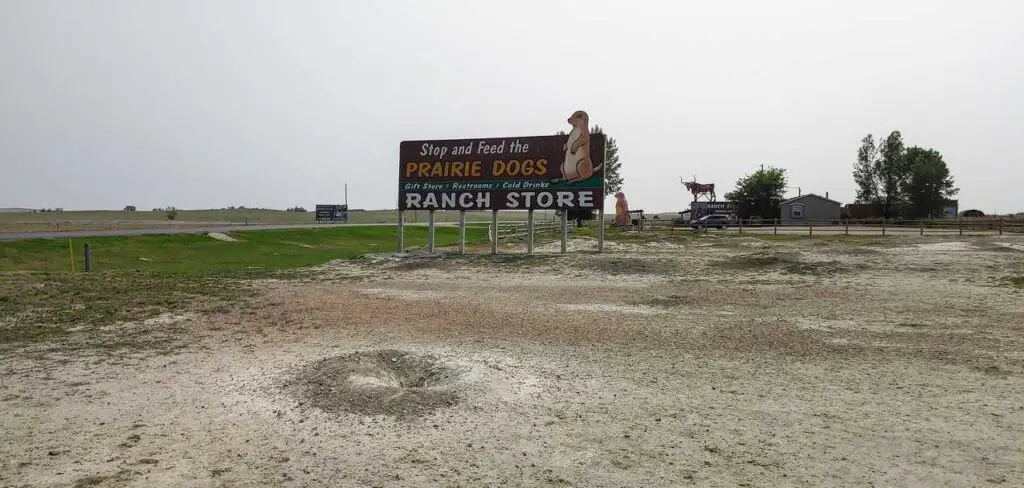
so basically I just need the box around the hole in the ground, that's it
[284,349,461,418]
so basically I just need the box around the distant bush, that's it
[286,206,308,212]
[166,207,178,221]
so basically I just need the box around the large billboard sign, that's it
[398,111,605,211]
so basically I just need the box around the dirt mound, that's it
[285,350,461,418]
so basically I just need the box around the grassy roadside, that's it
[0,226,487,352]
[0,226,485,273]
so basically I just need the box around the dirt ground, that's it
[2,234,1022,487]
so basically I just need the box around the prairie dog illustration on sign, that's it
[555,110,602,184]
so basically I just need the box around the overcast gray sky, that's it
[2,0,1022,213]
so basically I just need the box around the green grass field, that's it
[0,226,486,273]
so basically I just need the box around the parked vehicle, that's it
[691,214,732,229]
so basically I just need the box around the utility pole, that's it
[344,184,348,208]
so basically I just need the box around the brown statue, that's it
[681,176,716,202]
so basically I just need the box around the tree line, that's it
[853,131,957,219]
[722,130,957,220]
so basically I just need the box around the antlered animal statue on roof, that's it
[681,176,716,202]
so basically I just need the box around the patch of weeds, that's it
[782,260,850,276]
[1005,276,1024,289]
[579,257,679,275]
[714,251,851,276]
[632,294,692,308]
[73,469,137,488]
[897,322,929,328]
[0,271,254,352]
[715,252,800,270]
[478,254,557,269]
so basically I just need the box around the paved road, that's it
[0,222,406,241]
[2,222,1015,242]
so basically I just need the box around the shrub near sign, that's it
[398,111,606,211]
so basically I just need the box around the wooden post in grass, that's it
[396,211,405,253]
[809,223,813,236]
[845,219,849,235]
[427,210,436,253]
[920,220,924,236]
[527,209,535,255]
[458,210,466,254]
[738,218,743,235]
[83,243,92,272]
[999,218,1003,236]
[491,210,499,255]
[68,239,75,273]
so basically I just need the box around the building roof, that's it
[780,193,842,206]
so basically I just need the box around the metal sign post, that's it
[527,209,535,254]
[458,210,466,254]
[560,210,568,254]
[397,211,405,253]
[427,210,436,253]
[491,210,499,255]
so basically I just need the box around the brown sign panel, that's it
[398,111,605,211]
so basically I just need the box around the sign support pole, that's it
[491,210,499,255]
[598,208,605,252]
[560,210,568,254]
[527,209,535,255]
[458,210,466,254]
[397,211,405,253]
[427,210,436,253]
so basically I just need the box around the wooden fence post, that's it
[920,220,924,236]
[738,218,743,235]
[881,219,886,236]
[774,218,778,235]
[999,218,1003,236]
[83,243,93,272]
[808,223,813,236]
[958,218,963,236]
[845,219,849,235]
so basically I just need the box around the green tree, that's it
[724,166,788,219]
[589,126,623,194]
[876,131,908,218]
[902,146,958,218]
[853,134,881,205]
[851,131,958,219]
